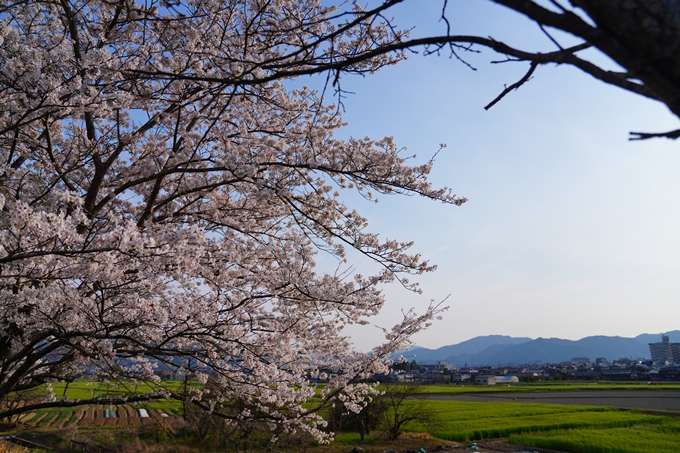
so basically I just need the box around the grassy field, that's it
[50,380,188,399]
[7,381,680,453]
[322,385,680,453]
[415,382,680,394]
[47,380,188,412]
[422,400,666,441]
[510,419,680,453]
[46,380,680,401]
[327,400,680,453]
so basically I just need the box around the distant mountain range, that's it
[393,331,680,366]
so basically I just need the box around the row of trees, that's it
[1,0,678,443]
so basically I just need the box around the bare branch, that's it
[485,62,538,110]
[629,129,680,141]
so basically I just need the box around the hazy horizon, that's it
[401,330,680,352]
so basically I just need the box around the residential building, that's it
[570,357,591,365]
[474,375,496,385]
[422,361,453,372]
[649,335,680,364]
[452,373,471,383]
[672,343,680,363]
[595,357,609,366]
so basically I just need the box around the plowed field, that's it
[20,406,183,428]
[422,390,680,411]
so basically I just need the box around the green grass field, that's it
[332,399,680,453]
[510,419,680,453]
[49,380,190,400]
[415,382,680,395]
[45,380,189,413]
[420,400,665,442]
[329,384,680,453]
[10,380,680,453]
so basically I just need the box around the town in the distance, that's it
[376,331,680,385]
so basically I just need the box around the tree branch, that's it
[485,62,538,110]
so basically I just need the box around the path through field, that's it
[423,390,680,411]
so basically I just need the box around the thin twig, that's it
[484,62,538,110]
[629,129,680,140]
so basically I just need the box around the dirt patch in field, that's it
[422,390,680,412]
[473,439,573,453]
[308,435,566,453]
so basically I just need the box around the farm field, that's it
[421,390,680,411]
[398,400,669,442]
[49,380,189,402]
[4,381,188,432]
[17,405,184,429]
[333,386,680,453]
[510,419,680,453]
[416,382,680,395]
[329,401,680,453]
[43,380,680,402]
[4,382,680,453]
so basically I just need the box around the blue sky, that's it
[312,1,680,351]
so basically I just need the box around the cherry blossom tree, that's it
[3,0,676,442]
[0,0,465,441]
